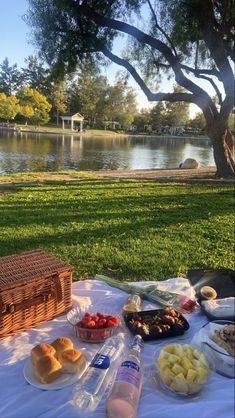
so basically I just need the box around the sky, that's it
[0,0,215,117]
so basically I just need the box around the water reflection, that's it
[0,131,214,174]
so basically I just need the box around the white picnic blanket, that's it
[0,279,234,418]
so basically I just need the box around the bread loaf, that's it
[30,343,56,365]
[61,349,85,374]
[35,354,62,384]
[51,337,73,362]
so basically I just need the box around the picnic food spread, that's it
[0,249,234,418]
[22,271,234,415]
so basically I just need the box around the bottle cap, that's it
[130,334,143,350]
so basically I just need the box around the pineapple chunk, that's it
[173,344,184,356]
[176,372,186,380]
[167,353,180,364]
[192,359,201,369]
[181,357,194,371]
[172,363,185,376]
[199,354,209,368]
[158,358,170,371]
[160,368,173,386]
[164,345,176,354]
[159,351,170,361]
[197,367,209,382]
[170,379,189,393]
[186,369,198,382]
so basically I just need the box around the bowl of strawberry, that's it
[67,308,121,342]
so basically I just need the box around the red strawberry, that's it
[86,320,96,328]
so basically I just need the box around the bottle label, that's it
[115,360,141,389]
[90,353,110,369]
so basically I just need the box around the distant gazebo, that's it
[61,113,84,131]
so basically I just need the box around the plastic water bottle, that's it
[72,334,125,412]
[106,335,144,418]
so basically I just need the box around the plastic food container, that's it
[124,307,189,341]
[154,343,212,396]
[67,306,121,343]
[191,320,235,378]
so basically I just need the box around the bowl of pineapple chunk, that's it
[155,343,211,395]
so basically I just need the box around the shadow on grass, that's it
[0,182,234,257]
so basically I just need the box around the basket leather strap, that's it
[53,274,63,302]
[0,290,55,316]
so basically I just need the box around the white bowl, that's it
[191,320,235,378]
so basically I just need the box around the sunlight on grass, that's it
[0,178,234,281]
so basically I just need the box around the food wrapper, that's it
[96,275,197,313]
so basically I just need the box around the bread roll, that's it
[51,337,73,362]
[35,354,62,384]
[31,343,56,365]
[61,349,86,374]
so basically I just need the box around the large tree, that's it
[26,0,235,177]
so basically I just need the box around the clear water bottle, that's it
[106,335,144,418]
[72,334,125,412]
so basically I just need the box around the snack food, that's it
[124,307,189,341]
[200,286,217,300]
[156,343,210,394]
[212,324,235,357]
[35,354,62,384]
[51,337,74,362]
[30,343,56,365]
[61,348,85,374]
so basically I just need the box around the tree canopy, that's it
[26,0,235,177]
[17,86,52,125]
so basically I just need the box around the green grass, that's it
[0,171,97,184]
[0,178,234,281]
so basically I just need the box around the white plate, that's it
[23,357,87,390]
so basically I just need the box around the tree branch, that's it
[146,0,178,57]
[99,42,215,120]
[76,2,218,122]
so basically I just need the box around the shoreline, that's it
[0,167,234,187]
[0,126,209,140]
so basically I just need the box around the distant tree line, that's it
[0,56,221,132]
[0,57,137,128]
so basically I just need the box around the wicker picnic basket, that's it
[0,249,73,338]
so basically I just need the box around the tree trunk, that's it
[208,126,235,178]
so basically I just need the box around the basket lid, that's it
[0,249,73,291]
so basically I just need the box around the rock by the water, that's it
[179,158,200,169]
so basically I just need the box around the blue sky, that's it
[0,0,208,115]
[0,0,34,67]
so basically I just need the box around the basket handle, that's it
[0,289,55,316]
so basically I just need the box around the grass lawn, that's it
[0,177,234,281]
[16,124,124,136]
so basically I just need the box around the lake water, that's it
[0,130,214,174]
